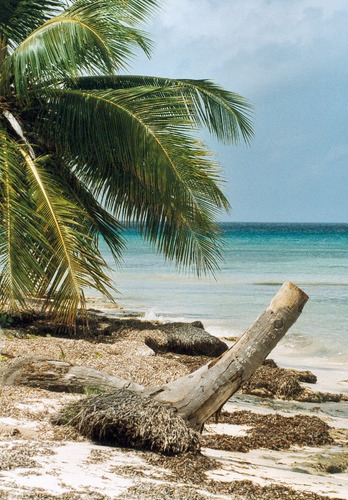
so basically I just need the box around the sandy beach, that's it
[0,304,347,500]
[1,0,346,497]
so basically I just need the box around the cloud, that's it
[153,0,347,51]
[133,0,348,95]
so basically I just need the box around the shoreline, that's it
[0,302,347,499]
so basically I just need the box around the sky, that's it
[129,0,348,223]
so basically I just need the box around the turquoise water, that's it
[99,223,348,366]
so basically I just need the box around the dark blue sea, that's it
[98,223,348,379]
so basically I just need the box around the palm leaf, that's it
[100,166,225,274]
[19,150,115,324]
[9,0,154,97]
[1,0,254,323]
[43,155,126,264]
[70,75,254,144]
[0,0,62,47]
[0,127,54,312]
[32,86,230,274]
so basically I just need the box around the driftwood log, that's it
[1,282,308,430]
[1,357,144,394]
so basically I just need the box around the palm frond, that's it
[9,0,154,97]
[70,75,254,145]
[19,149,115,324]
[1,0,254,326]
[0,127,54,312]
[92,165,226,275]
[0,1,62,47]
[43,156,126,264]
[32,86,230,274]
[0,116,120,325]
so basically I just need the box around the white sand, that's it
[0,439,136,498]
[205,446,348,499]
[0,402,347,499]
[1,310,347,499]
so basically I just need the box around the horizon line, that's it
[218,221,348,225]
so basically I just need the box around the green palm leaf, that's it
[0,128,115,324]
[70,75,254,144]
[43,156,126,264]
[0,128,53,312]
[21,151,115,325]
[33,86,229,273]
[9,0,154,97]
[0,0,254,324]
[0,1,62,47]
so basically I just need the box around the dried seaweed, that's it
[203,410,333,452]
[53,389,200,455]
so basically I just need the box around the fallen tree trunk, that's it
[1,357,144,394]
[146,282,308,429]
[1,282,308,430]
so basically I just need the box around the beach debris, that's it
[2,283,309,436]
[53,389,200,455]
[0,337,191,388]
[202,410,333,452]
[1,303,347,498]
[0,442,39,471]
[0,356,145,394]
[144,453,342,500]
[241,363,313,398]
[144,322,228,356]
[144,282,309,431]
[161,352,210,373]
[145,451,219,486]
[2,313,227,356]
[241,362,347,402]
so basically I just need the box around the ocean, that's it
[98,223,348,384]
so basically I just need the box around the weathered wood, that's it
[1,357,144,393]
[146,282,308,429]
[1,282,308,430]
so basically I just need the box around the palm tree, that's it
[0,0,253,327]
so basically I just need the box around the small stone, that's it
[326,464,343,474]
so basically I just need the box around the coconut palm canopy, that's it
[0,0,253,326]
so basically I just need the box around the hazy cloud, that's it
[134,0,347,93]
